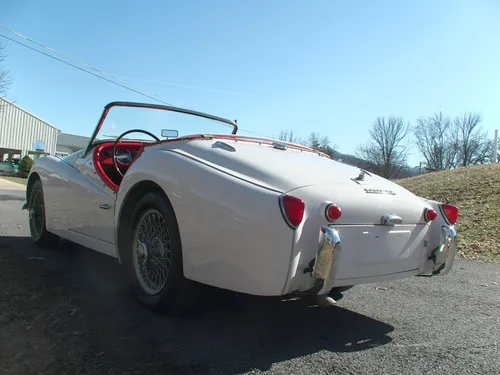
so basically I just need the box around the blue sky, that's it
[1,0,499,166]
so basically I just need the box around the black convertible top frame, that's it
[83,101,238,157]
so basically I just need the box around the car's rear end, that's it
[278,177,458,297]
[165,136,458,299]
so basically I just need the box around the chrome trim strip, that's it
[212,141,236,152]
[272,141,288,150]
[308,225,342,295]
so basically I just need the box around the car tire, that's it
[28,179,60,248]
[120,191,201,316]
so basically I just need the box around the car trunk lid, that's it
[291,182,428,226]
[163,137,411,194]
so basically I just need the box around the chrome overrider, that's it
[429,224,457,275]
[307,225,342,297]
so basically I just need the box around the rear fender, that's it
[116,149,295,296]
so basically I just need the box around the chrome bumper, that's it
[428,224,456,275]
[307,225,342,295]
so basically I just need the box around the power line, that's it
[0,25,256,99]
[0,25,172,105]
[0,33,172,106]
[117,76,256,98]
[0,25,171,105]
[0,25,272,138]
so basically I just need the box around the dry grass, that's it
[397,163,500,264]
[0,176,27,185]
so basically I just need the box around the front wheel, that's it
[28,179,60,248]
[119,191,201,316]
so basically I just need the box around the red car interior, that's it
[93,141,144,191]
[92,134,327,192]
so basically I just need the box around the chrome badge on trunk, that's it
[364,188,396,195]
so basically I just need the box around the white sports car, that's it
[24,101,458,315]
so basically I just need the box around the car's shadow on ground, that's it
[0,194,25,202]
[0,235,394,374]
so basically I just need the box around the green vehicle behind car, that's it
[0,160,19,175]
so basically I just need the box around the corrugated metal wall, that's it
[0,97,59,156]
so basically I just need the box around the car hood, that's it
[155,137,415,197]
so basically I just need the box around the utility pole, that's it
[494,129,498,163]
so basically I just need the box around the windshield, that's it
[85,102,238,153]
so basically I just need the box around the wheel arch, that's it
[26,171,41,202]
[115,179,179,263]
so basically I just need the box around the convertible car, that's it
[24,101,458,315]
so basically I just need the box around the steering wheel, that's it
[112,129,160,177]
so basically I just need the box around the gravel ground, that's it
[0,189,499,375]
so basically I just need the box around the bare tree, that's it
[307,132,328,149]
[277,129,299,143]
[474,139,495,164]
[453,112,491,166]
[0,41,12,98]
[306,132,336,158]
[413,112,457,170]
[357,116,410,178]
[413,111,493,169]
[275,130,336,157]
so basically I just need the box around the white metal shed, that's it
[0,97,60,161]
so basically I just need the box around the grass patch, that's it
[0,176,27,185]
[398,163,500,264]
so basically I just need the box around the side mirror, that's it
[161,129,179,139]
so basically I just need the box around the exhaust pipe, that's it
[315,294,337,307]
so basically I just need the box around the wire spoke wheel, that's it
[121,191,201,315]
[132,208,172,295]
[29,189,44,238]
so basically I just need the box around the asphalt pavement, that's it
[0,187,499,375]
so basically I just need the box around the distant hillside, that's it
[398,163,500,264]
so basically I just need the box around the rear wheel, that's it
[28,179,60,248]
[120,191,201,316]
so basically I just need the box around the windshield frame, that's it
[82,101,238,157]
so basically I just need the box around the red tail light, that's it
[441,204,458,225]
[279,194,305,229]
[325,203,342,222]
[424,208,437,222]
